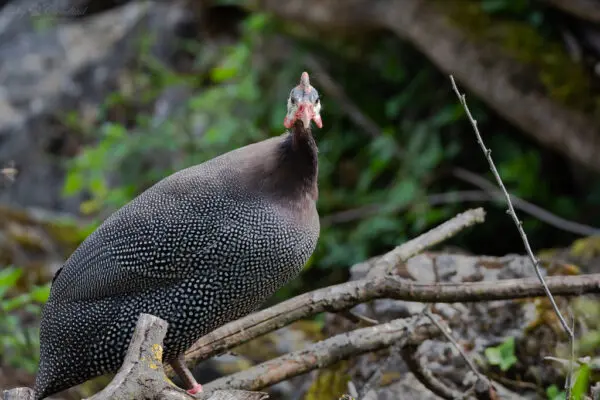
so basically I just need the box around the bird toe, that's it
[187,383,203,395]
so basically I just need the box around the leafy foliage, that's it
[546,384,566,400]
[0,267,50,373]
[484,336,518,371]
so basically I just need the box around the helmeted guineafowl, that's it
[34,72,323,399]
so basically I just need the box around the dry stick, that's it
[424,308,497,400]
[87,314,194,400]
[359,207,481,396]
[322,190,490,226]
[367,207,486,277]
[200,316,439,394]
[400,345,464,400]
[424,310,483,383]
[449,75,574,397]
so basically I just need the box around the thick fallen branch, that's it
[182,272,600,370]
[2,314,267,400]
[1,388,34,400]
[201,316,439,393]
[86,314,193,400]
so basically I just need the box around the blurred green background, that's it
[1,0,600,397]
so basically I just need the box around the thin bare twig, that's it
[201,316,439,394]
[424,309,496,399]
[304,55,389,143]
[451,168,600,236]
[424,310,483,381]
[449,75,574,398]
[400,345,464,399]
[338,310,379,326]
[359,340,403,398]
[367,207,486,277]
[322,190,490,226]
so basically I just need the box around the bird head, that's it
[284,72,323,130]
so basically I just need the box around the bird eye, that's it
[290,97,297,105]
[315,97,320,104]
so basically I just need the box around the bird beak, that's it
[299,104,311,128]
[297,102,322,129]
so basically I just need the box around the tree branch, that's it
[2,388,34,400]
[181,271,600,372]
[2,315,267,400]
[86,314,192,400]
[201,316,439,394]
[322,190,490,226]
[424,309,496,399]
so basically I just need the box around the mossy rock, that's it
[570,236,600,261]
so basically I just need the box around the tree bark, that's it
[2,314,268,400]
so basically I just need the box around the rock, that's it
[0,0,195,213]
[318,252,580,398]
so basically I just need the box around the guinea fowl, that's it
[34,72,323,399]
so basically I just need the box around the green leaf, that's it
[572,363,590,400]
[484,347,502,365]
[63,171,84,196]
[30,285,51,303]
[485,337,517,371]
[2,293,31,312]
[388,180,418,208]
[546,384,566,400]
[0,267,22,299]
[244,13,269,32]
[210,66,238,83]
[103,123,127,139]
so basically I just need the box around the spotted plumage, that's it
[34,73,322,399]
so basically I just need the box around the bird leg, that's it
[170,354,203,395]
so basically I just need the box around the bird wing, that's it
[48,183,244,303]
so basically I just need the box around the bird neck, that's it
[274,122,319,200]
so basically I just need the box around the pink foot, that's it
[187,383,203,395]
